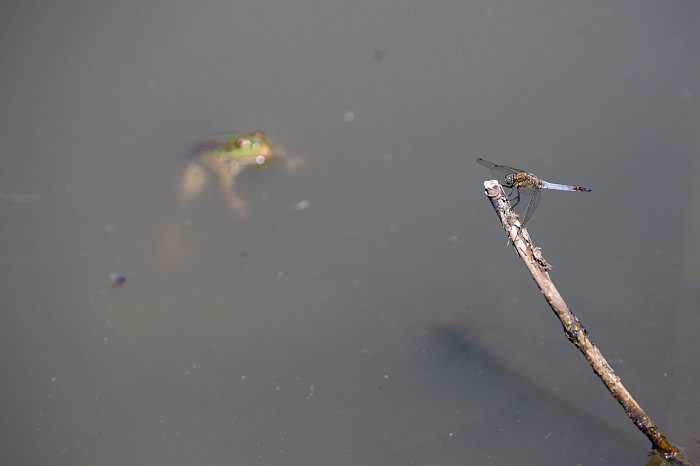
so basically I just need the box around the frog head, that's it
[198,131,273,167]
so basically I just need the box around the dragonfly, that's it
[477,157,591,225]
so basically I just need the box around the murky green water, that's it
[2,1,699,464]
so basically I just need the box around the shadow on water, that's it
[429,318,644,460]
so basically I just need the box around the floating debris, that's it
[293,200,310,211]
[306,384,315,400]
[102,224,116,238]
[109,273,127,286]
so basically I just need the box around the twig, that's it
[483,180,695,464]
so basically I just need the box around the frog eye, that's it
[236,137,252,149]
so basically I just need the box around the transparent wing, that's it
[516,186,541,225]
[477,157,526,181]
[503,184,541,226]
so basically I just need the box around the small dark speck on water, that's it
[109,273,127,286]
[238,251,248,267]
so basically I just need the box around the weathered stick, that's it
[483,180,693,463]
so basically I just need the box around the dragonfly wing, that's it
[519,186,541,225]
[477,158,525,179]
[507,186,540,225]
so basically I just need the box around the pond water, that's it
[2,1,699,464]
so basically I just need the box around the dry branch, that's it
[483,180,693,464]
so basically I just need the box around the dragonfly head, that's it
[504,173,516,187]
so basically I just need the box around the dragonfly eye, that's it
[505,174,515,185]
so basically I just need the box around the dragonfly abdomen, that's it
[539,180,592,192]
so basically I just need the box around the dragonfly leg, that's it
[511,191,521,209]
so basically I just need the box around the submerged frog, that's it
[179,131,302,218]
